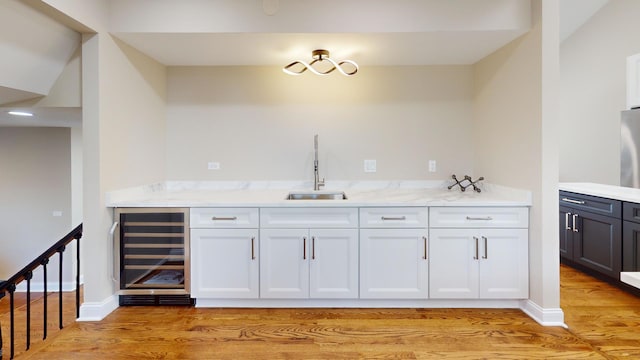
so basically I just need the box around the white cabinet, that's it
[429,207,529,299]
[191,228,259,298]
[359,207,429,299]
[190,208,260,299]
[259,208,359,299]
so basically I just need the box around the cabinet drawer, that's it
[430,207,528,228]
[260,208,358,228]
[623,202,640,223]
[359,207,427,228]
[190,208,259,228]
[559,191,621,218]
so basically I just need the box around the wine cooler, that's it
[114,208,193,306]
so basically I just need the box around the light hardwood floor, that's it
[1,265,639,359]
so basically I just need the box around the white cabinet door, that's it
[429,229,479,299]
[309,228,359,299]
[260,228,309,298]
[191,228,259,299]
[429,228,529,299]
[479,229,529,299]
[359,229,429,299]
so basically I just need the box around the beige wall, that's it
[166,66,474,181]
[0,127,72,287]
[474,0,561,314]
[560,0,640,184]
[81,33,167,305]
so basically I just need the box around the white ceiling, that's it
[110,0,532,67]
[0,0,612,127]
[114,30,529,67]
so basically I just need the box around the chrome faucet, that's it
[313,134,325,191]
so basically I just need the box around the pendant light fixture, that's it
[283,49,358,76]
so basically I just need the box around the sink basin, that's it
[286,191,348,200]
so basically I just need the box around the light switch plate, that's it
[207,162,221,170]
[364,159,377,173]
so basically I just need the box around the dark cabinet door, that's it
[559,206,574,260]
[623,220,640,271]
[573,210,621,279]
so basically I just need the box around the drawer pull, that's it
[562,198,586,205]
[381,216,407,221]
[466,216,493,221]
[212,216,238,221]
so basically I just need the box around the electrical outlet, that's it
[52,211,62,217]
[207,162,221,170]
[364,159,377,173]
[428,160,437,172]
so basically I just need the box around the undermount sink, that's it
[286,191,348,200]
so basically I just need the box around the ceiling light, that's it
[8,111,33,117]
[283,49,358,76]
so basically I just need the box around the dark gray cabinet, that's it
[623,202,640,271]
[559,206,574,260]
[559,191,622,280]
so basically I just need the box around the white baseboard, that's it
[15,280,77,292]
[520,300,566,327]
[78,294,119,321]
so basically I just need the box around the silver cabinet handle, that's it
[312,236,316,260]
[466,216,493,221]
[381,216,406,221]
[212,216,237,221]
[251,237,256,260]
[482,236,488,259]
[423,236,428,260]
[562,198,585,205]
[303,237,307,260]
[572,214,579,232]
[565,212,571,230]
[473,236,479,260]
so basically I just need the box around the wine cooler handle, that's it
[109,221,119,283]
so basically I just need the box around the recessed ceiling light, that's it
[8,111,33,117]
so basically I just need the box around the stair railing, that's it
[0,224,82,359]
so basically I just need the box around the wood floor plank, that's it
[2,264,640,359]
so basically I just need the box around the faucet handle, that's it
[318,178,326,189]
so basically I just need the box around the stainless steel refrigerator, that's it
[621,109,640,188]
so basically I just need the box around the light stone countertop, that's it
[106,180,532,208]
[559,182,640,203]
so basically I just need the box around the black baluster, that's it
[40,258,49,340]
[74,233,81,319]
[0,288,4,360]
[8,283,16,360]
[24,271,33,351]
[58,245,65,330]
